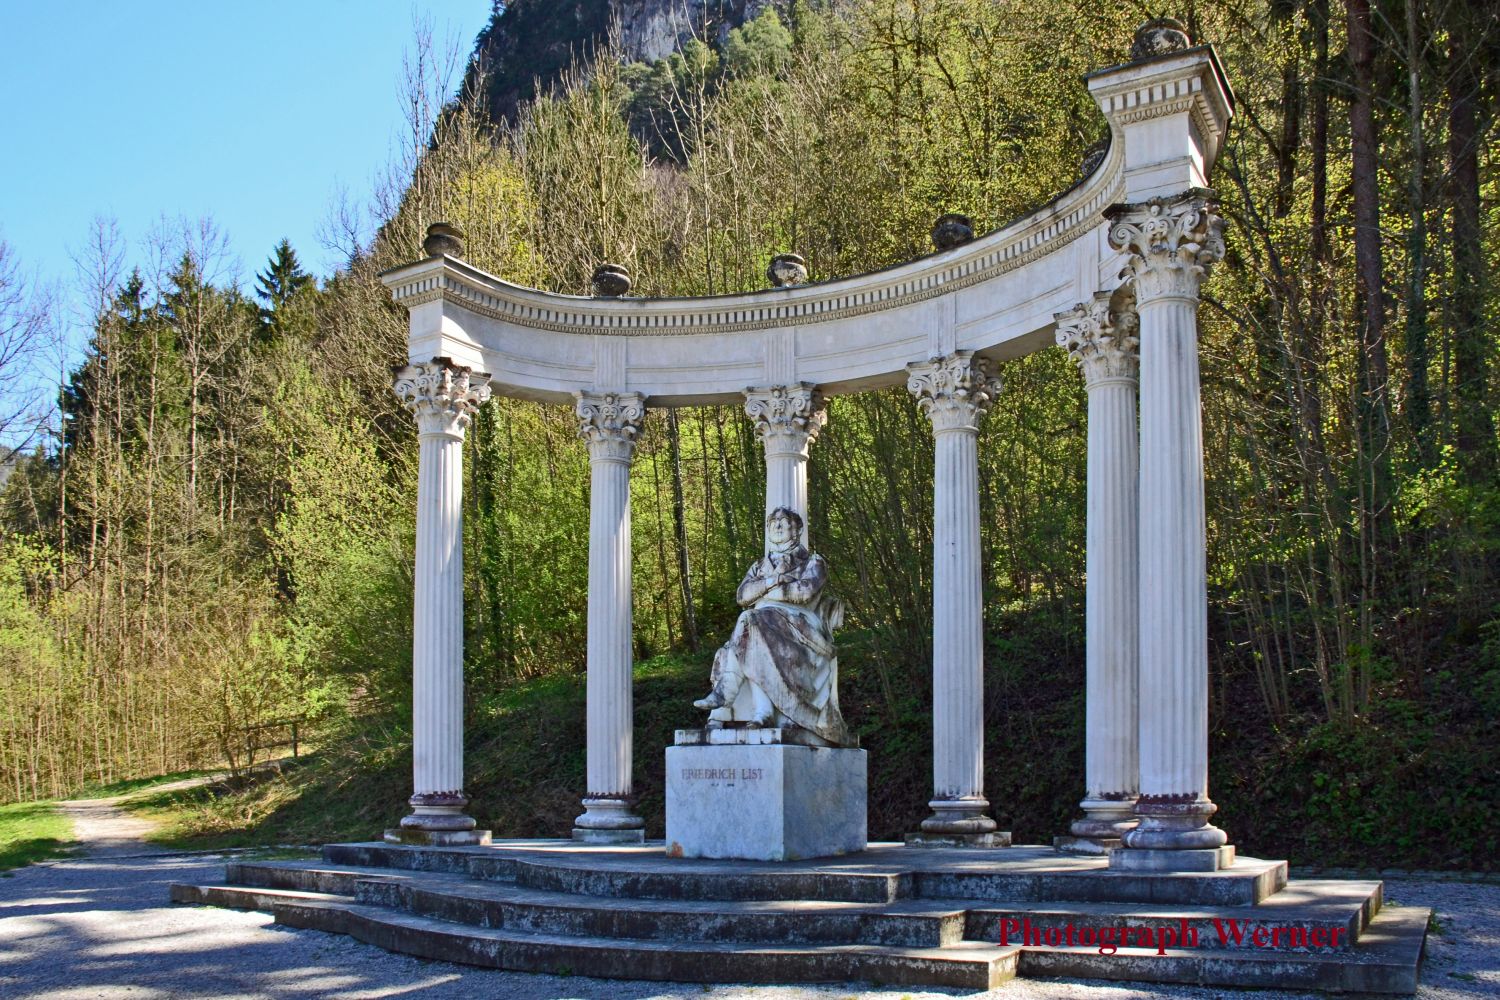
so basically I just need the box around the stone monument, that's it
[666,508,867,860]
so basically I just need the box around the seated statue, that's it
[693,507,853,747]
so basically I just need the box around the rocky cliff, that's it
[468,0,783,124]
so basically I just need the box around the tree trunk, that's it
[1448,19,1495,478]
[1403,0,1432,466]
[666,408,698,652]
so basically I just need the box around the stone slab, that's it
[665,744,866,861]
[906,831,1013,848]
[572,827,646,845]
[1054,835,1122,855]
[383,827,492,847]
[1110,845,1236,872]
[674,726,845,747]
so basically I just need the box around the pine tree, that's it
[254,239,313,336]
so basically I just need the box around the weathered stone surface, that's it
[1054,834,1123,855]
[1110,845,1236,872]
[1129,17,1192,61]
[590,263,632,297]
[767,253,808,287]
[905,831,1012,848]
[421,222,465,258]
[383,827,493,847]
[174,841,1425,993]
[571,825,646,844]
[930,212,975,250]
[666,743,867,861]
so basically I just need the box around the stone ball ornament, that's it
[767,253,808,287]
[1129,17,1192,60]
[591,263,632,297]
[422,222,465,259]
[930,213,975,251]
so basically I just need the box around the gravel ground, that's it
[1,853,1496,1000]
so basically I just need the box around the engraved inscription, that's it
[681,768,765,781]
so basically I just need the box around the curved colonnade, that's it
[381,39,1238,870]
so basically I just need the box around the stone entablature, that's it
[380,47,1231,408]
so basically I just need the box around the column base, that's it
[1109,845,1235,872]
[574,797,645,835]
[918,797,998,835]
[906,830,1011,848]
[1053,834,1122,855]
[1122,797,1227,851]
[398,791,480,838]
[384,827,493,846]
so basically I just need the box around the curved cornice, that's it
[382,140,1124,339]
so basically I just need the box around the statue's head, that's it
[766,506,803,550]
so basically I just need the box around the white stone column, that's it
[573,391,647,843]
[744,383,827,548]
[906,352,1006,845]
[1055,295,1141,852]
[390,357,492,845]
[1108,192,1230,868]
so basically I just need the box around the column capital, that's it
[1106,190,1225,303]
[394,357,492,437]
[576,390,646,464]
[906,351,1001,434]
[744,383,827,458]
[1055,295,1140,387]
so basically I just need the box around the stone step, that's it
[914,858,1288,907]
[322,842,518,881]
[1015,904,1429,995]
[271,898,1018,989]
[318,841,1287,906]
[170,883,353,911]
[225,860,417,895]
[964,879,1382,953]
[353,874,966,947]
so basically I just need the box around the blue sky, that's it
[0,1,490,296]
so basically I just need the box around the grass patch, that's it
[0,800,74,871]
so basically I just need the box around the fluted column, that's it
[744,384,827,548]
[906,352,1006,845]
[1108,192,1230,868]
[573,391,647,842]
[389,357,492,844]
[1055,295,1141,853]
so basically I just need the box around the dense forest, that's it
[0,0,1496,867]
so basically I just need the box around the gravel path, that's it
[1,854,1495,1000]
[56,775,223,859]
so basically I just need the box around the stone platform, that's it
[171,841,1427,993]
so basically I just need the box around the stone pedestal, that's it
[666,729,866,861]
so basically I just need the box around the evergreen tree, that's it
[254,239,313,336]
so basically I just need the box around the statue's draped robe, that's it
[709,547,852,746]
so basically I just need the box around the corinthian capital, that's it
[906,351,1001,434]
[1107,192,1225,303]
[576,391,646,464]
[744,383,827,458]
[1055,294,1140,387]
[393,357,492,436]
